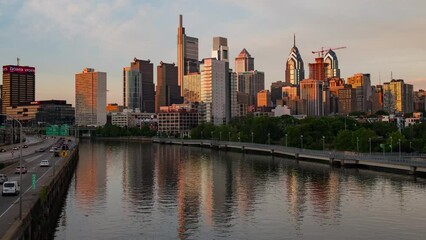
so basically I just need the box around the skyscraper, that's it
[323,50,340,79]
[75,68,107,126]
[123,67,141,111]
[270,81,291,107]
[212,37,229,62]
[257,90,271,107]
[300,79,323,116]
[155,62,182,113]
[235,48,254,73]
[182,73,201,103]
[347,73,371,113]
[2,65,35,114]
[309,57,328,81]
[200,58,227,125]
[211,36,231,123]
[285,35,305,85]
[237,71,265,106]
[383,79,413,114]
[124,58,155,113]
[177,15,199,94]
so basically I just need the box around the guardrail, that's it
[152,137,426,168]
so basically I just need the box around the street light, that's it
[268,132,270,145]
[201,130,203,139]
[251,131,254,143]
[369,137,372,155]
[5,117,23,220]
[211,131,213,140]
[356,137,359,153]
[300,135,303,149]
[322,136,325,150]
[398,139,401,158]
[285,134,288,147]
[390,136,393,154]
[409,141,412,154]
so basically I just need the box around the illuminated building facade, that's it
[383,79,413,114]
[182,73,201,103]
[285,36,305,85]
[75,68,107,126]
[235,48,254,73]
[2,65,35,114]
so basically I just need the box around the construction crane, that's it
[312,46,347,57]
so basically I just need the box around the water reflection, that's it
[55,140,426,240]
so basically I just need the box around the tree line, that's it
[191,115,426,153]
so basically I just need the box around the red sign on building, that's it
[2,65,35,74]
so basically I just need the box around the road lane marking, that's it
[0,164,54,219]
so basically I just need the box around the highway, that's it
[0,136,68,227]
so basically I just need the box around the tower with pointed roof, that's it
[324,49,340,79]
[285,34,305,85]
[235,48,254,73]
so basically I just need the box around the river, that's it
[53,140,426,239]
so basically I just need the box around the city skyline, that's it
[1,0,425,106]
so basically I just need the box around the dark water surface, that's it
[54,140,426,239]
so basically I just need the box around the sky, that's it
[1,0,425,106]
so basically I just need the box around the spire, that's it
[179,14,182,27]
[293,33,296,47]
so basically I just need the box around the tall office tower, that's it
[2,65,35,114]
[155,62,182,113]
[271,81,290,107]
[237,71,265,106]
[309,58,328,81]
[299,79,323,116]
[75,68,107,126]
[414,89,426,112]
[328,77,345,114]
[257,90,271,107]
[177,15,199,94]
[235,48,254,73]
[211,36,231,123]
[125,58,155,113]
[212,37,229,62]
[323,50,340,79]
[229,70,238,119]
[338,85,356,115]
[371,85,383,113]
[383,79,414,114]
[182,73,201,103]
[285,35,305,85]
[123,67,141,111]
[200,58,227,125]
[347,73,371,113]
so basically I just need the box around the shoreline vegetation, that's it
[93,114,426,153]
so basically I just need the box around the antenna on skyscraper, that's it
[17,57,20,66]
[293,33,296,47]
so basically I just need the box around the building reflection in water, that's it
[74,140,107,212]
[69,141,426,239]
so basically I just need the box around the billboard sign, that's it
[3,65,35,74]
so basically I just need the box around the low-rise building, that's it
[6,100,75,125]
[157,103,199,138]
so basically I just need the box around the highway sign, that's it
[32,174,36,189]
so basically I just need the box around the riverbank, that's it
[153,138,426,177]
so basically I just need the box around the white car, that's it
[2,181,20,196]
[40,160,50,167]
